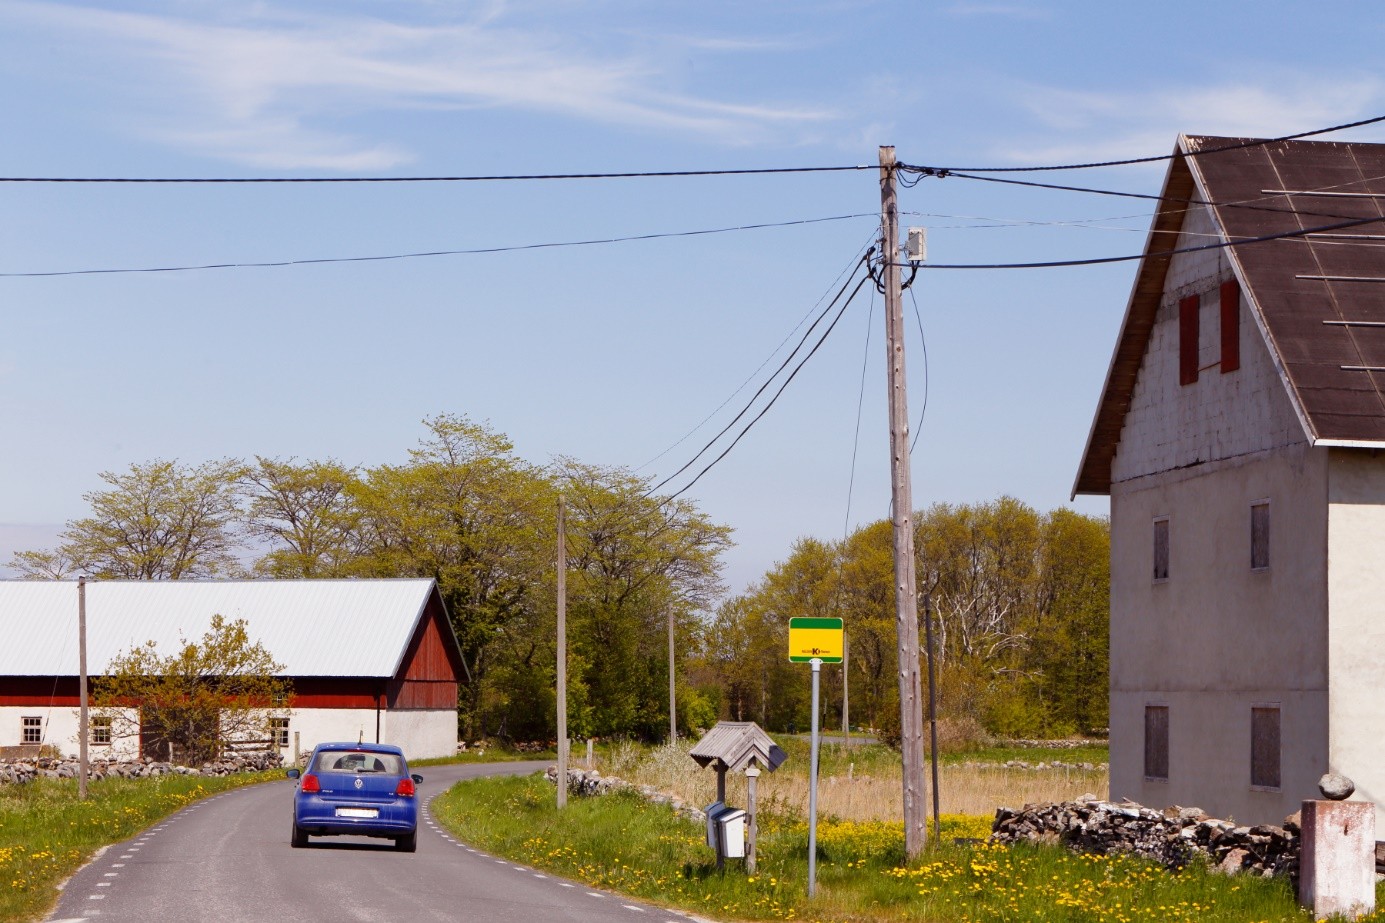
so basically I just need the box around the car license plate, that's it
[335,807,379,819]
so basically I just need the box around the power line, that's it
[900,114,1385,174]
[933,170,1378,225]
[842,285,876,542]
[646,253,873,498]
[0,165,873,184]
[636,233,878,472]
[916,213,1385,270]
[661,272,873,504]
[907,283,929,454]
[0,214,875,278]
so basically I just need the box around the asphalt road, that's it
[48,761,704,923]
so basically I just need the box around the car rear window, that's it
[312,750,403,775]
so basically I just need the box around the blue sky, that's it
[2,1,1384,593]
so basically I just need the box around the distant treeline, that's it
[15,415,1107,744]
[700,499,1109,742]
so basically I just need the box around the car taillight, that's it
[300,773,320,794]
[394,777,415,798]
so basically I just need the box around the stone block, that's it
[1299,800,1375,920]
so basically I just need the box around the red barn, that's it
[0,579,464,760]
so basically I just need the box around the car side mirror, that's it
[411,774,423,784]
[286,768,300,779]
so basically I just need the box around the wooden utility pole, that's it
[881,145,928,857]
[556,496,568,810]
[668,609,677,743]
[842,634,850,746]
[78,576,89,801]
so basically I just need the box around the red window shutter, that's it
[1179,294,1200,385]
[1220,278,1241,372]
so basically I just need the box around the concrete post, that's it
[1299,800,1375,920]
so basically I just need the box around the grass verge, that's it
[433,771,1377,922]
[411,744,556,768]
[0,770,278,922]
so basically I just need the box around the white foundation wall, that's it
[0,706,457,764]
[381,709,458,760]
[279,708,456,762]
[0,707,139,760]
[1327,450,1385,831]
[1109,444,1330,825]
[1111,204,1307,485]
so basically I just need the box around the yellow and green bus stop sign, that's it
[788,617,844,663]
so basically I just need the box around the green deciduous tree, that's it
[559,459,732,740]
[242,456,361,577]
[347,414,555,739]
[11,459,245,580]
[94,614,290,765]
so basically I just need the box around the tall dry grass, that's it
[615,741,1107,822]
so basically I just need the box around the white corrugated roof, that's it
[0,579,444,678]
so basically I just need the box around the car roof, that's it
[312,742,405,756]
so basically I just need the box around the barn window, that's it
[21,716,42,744]
[1153,517,1170,581]
[1145,705,1169,781]
[1251,501,1270,571]
[1251,705,1281,790]
[1179,294,1201,385]
[1220,278,1241,372]
[270,717,290,748]
[91,716,112,746]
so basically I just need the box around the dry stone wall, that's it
[545,766,706,824]
[991,795,1300,880]
[0,751,282,786]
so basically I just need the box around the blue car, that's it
[286,742,423,852]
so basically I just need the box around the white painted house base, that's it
[0,705,457,763]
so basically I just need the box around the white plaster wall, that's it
[1111,205,1307,485]
[381,710,459,760]
[276,709,383,762]
[1109,444,1329,824]
[276,709,456,762]
[0,706,454,764]
[0,707,140,760]
[1326,449,1385,830]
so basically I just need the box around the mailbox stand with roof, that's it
[689,721,785,872]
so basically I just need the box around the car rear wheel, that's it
[291,820,309,848]
[395,831,417,853]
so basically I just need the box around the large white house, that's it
[0,579,464,761]
[1075,135,1385,827]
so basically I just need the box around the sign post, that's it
[788,617,843,898]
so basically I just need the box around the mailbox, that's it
[717,808,747,859]
[704,801,725,848]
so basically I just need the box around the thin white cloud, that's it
[989,74,1385,168]
[3,3,835,169]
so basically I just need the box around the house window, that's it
[1153,517,1170,581]
[270,717,290,748]
[1220,278,1241,372]
[1145,705,1169,781]
[1251,501,1270,570]
[1251,706,1281,790]
[1179,294,1201,385]
[21,716,42,744]
[91,716,112,747]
